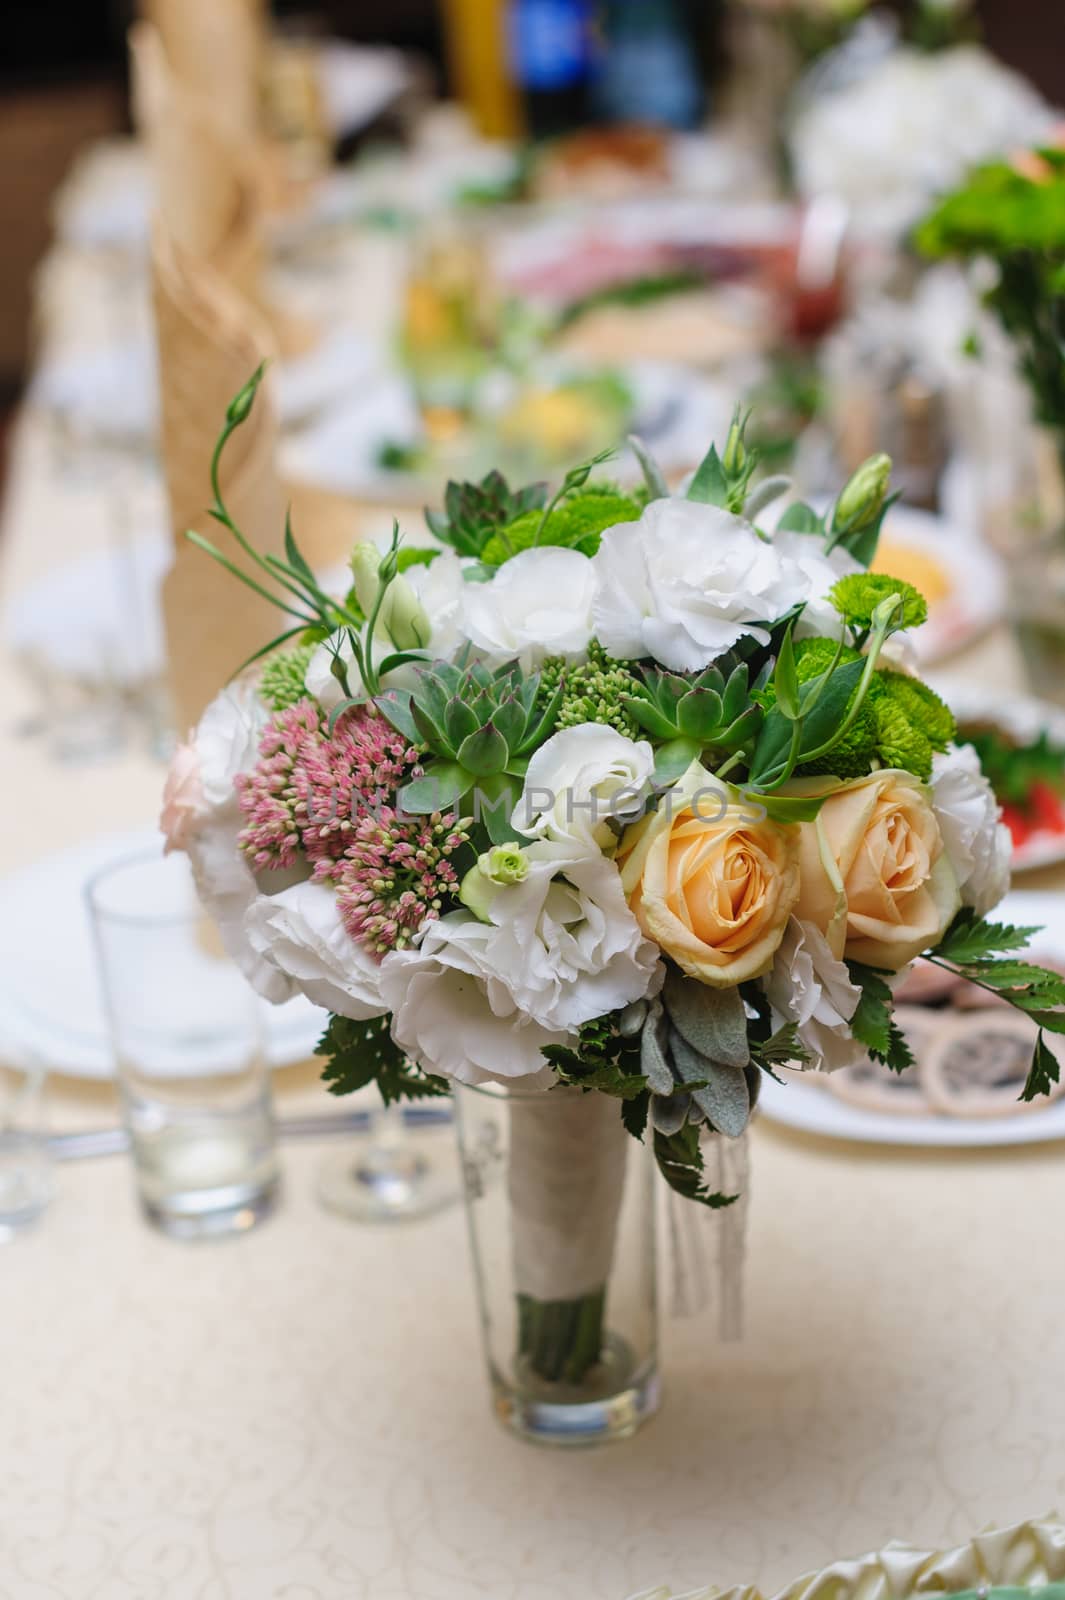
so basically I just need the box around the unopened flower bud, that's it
[459,845,530,922]
[380,575,430,652]
[226,363,266,426]
[834,453,892,534]
[723,413,747,477]
[349,542,383,617]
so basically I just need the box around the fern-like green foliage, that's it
[315,1014,450,1105]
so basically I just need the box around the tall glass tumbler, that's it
[87,850,280,1239]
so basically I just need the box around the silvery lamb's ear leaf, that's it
[745,1065,763,1113]
[640,1002,675,1095]
[652,1091,691,1136]
[628,434,668,501]
[668,1029,752,1135]
[700,1059,752,1138]
[663,969,750,1070]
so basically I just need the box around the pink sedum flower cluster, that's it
[235,698,466,954]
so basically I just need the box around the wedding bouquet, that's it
[164,368,1063,1384]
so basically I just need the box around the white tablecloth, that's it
[3,145,1065,1600]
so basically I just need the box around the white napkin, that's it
[2,528,170,687]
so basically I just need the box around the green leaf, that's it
[374,690,422,745]
[457,722,509,777]
[1021,1030,1062,1101]
[653,737,703,786]
[283,506,317,587]
[931,909,1042,964]
[748,1022,810,1076]
[676,687,724,739]
[686,443,729,507]
[399,762,471,814]
[846,963,915,1073]
[316,1014,450,1105]
[374,649,430,678]
[749,658,865,786]
[776,501,823,535]
[625,696,681,741]
[444,697,481,750]
[749,790,826,824]
[621,1089,651,1140]
[653,1124,739,1210]
[773,623,800,720]
[228,623,311,680]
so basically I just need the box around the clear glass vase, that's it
[453,1082,659,1447]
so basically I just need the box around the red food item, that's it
[999,802,1033,847]
[1028,780,1065,834]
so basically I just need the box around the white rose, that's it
[513,724,655,852]
[591,498,810,672]
[468,841,662,1033]
[461,547,596,668]
[243,880,387,1021]
[762,917,865,1074]
[931,742,1012,915]
[378,916,568,1085]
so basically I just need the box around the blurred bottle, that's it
[594,0,705,130]
[507,0,598,138]
[443,0,524,138]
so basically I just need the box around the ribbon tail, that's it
[666,1128,751,1341]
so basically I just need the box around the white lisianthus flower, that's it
[931,742,1012,915]
[378,916,568,1086]
[243,880,387,1021]
[763,917,865,1074]
[460,547,596,668]
[513,724,655,852]
[591,498,814,672]
[304,550,466,712]
[778,530,862,642]
[470,841,662,1032]
[180,681,296,1004]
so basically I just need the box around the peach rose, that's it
[159,740,206,855]
[618,763,800,988]
[792,769,960,971]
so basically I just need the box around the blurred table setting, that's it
[3,0,1065,1595]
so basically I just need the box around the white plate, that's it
[876,504,1004,665]
[947,689,1065,873]
[758,889,1065,1149]
[0,828,323,1081]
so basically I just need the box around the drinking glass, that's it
[0,1059,53,1240]
[87,849,280,1239]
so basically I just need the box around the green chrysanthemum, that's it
[259,643,317,711]
[480,487,642,566]
[875,671,956,752]
[830,572,929,633]
[762,638,957,781]
[539,639,644,740]
[872,698,934,777]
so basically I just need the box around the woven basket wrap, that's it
[152,224,286,736]
[141,0,266,145]
[627,1513,1065,1600]
[508,1087,630,1304]
[131,21,313,357]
